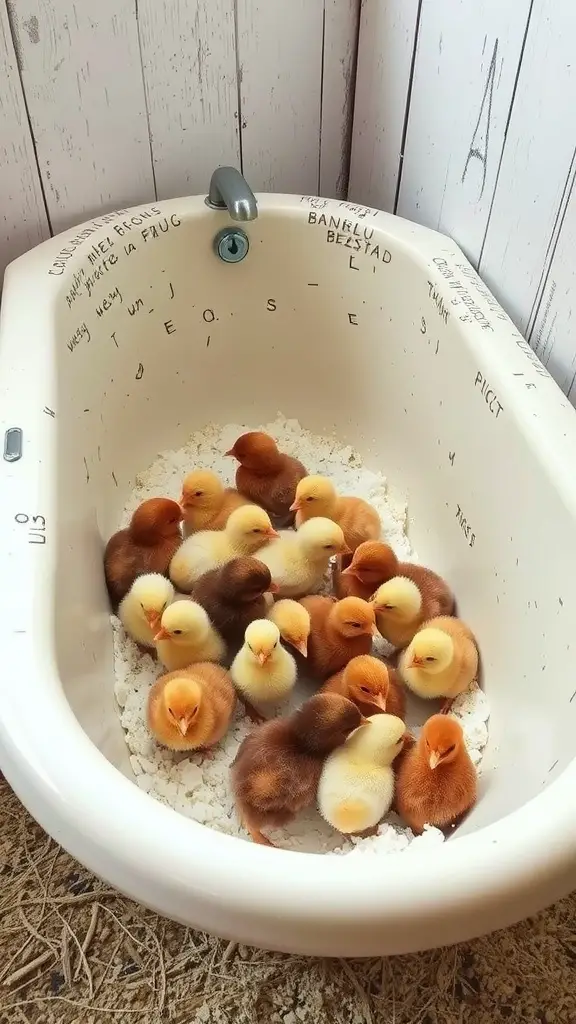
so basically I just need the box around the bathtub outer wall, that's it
[1,194,576,956]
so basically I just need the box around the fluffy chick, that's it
[154,600,225,671]
[257,518,350,598]
[118,573,175,647]
[299,595,378,681]
[318,713,406,834]
[192,556,277,645]
[336,541,455,621]
[267,599,311,657]
[398,616,479,711]
[322,654,405,719]
[231,620,297,722]
[148,663,236,752]
[226,431,307,526]
[104,498,182,609]
[180,469,250,536]
[395,715,477,833]
[290,476,380,556]
[370,577,427,648]
[231,693,364,846]
[169,505,279,591]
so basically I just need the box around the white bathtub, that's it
[1,192,576,957]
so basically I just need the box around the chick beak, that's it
[178,717,189,736]
[411,655,423,668]
[145,611,161,631]
[257,651,270,666]
[154,627,170,642]
[340,565,358,577]
[267,582,280,594]
[289,499,302,512]
[359,716,371,727]
[224,448,236,458]
[294,639,308,657]
[429,751,441,770]
[266,527,280,539]
[370,694,387,712]
[371,622,380,637]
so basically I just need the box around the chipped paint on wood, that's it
[0,2,49,277]
[9,0,155,233]
[137,0,240,199]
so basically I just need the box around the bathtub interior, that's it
[21,194,576,843]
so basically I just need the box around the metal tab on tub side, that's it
[4,427,23,462]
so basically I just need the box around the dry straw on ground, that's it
[1,776,575,1024]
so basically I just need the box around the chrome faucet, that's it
[205,166,258,221]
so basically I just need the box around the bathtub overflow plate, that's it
[214,227,249,263]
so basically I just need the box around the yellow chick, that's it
[370,576,424,648]
[231,619,297,722]
[148,663,236,751]
[154,599,225,671]
[267,599,311,657]
[118,573,175,647]
[256,517,350,598]
[180,469,250,536]
[169,505,279,591]
[290,475,381,553]
[318,713,405,834]
[398,616,479,712]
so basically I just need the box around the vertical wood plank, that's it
[0,2,49,276]
[8,0,155,233]
[236,0,324,194]
[529,184,576,402]
[137,0,240,200]
[319,0,361,199]
[348,0,420,212]
[479,1,576,336]
[396,0,532,266]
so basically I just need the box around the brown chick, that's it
[226,431,307,526]
[290,476,380,559]
[336,541,455,619]
[395,715,477,833]
[322,654,406,719]
[180,469,250,536]
[231,693,365,846]
[147,662,236,752]
[299,595,378,681]
[192,556,278,646]
[104,498,183,610]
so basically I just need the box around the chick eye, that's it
[425,656,436,663]
[383,604,394,611]
[252,528,262,534]
[324,544,335,551]
[172,629,183,636]
[306,496,315,502]
[349,622,362,629]
[195,490,203,497]
[168,708,177,719]
[273,641,278,648]
[360,686,370,693]
[445,744,456,754]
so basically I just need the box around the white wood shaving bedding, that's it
[113,415,490,855]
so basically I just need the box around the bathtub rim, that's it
[2,193,576,954]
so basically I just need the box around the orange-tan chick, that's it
[180,469,250,536]
[395,715,477,833]
[192,556,277,645]
[104,498,183,609]
[398,616,479,712]
[267,599,311,657]
[336,541,455,622]
[322,654,406,720]
[147,662,236,752]
[226,431,307,526]
[231,693,364,846]
[290,476,381,556]
[299,595,378,681]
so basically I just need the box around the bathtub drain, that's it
[214,227,249,264]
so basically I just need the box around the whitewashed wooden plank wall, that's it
[0,0,361,283]
[0,2,49,271]
[349,0,576,407]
